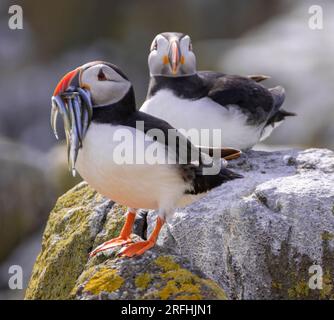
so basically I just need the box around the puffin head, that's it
[53,61,132,107]
[51,61,134,175]
[148,32,196,77]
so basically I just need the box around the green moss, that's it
[135,273,152,290]
[83,268,124,295]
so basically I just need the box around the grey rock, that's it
[148,148,334,299]
[25,183,226,300]
[74,245,227,300]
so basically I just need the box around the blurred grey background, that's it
[0,0,333,299]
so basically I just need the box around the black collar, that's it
[92,87,137,125]
[147,74,209,100]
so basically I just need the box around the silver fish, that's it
[50,88,92,177]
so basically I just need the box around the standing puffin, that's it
[51,61,242,257]
[140,32,295,150]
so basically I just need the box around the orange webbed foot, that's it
[89,210,136,258]
[89,237,133,257]
[118,240,155,257]
[118,216,164,258]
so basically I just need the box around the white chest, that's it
[76,123,189,210]
[140,89,263,149]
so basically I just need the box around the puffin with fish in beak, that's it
[51,61,242,257]
[140,32,296,150]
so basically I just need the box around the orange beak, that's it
[169,40,181,75]
[53,68,80,96]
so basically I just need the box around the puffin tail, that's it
[198,146,242,160]
[267,86,296,125]
[260,86,296,141]
[189,166,243,195]
[269,85,286,110]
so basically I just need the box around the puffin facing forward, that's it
[51,61,242,257]
[140,32,295,150]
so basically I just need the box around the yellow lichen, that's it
[153,256,225,300]
[272,281,283,290]
[320,271,334,299]
[155,255,180,272]
[84,268,124,295]
[54,183,95,210]
[158,277,202,300]
[200,278,227,300]
[26,183,227,301]
[321,232,334,241]
[25,183,126,300]
[135,273,152,290]
[288,281,310,298]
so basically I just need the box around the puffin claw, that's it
[89,237,133,258]
[118,240,155,257]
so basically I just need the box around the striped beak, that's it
[168,40,181,75]
[51,67,93,176]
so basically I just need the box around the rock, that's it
[25,182,114,299]
[26,148,334,300]
[25,183,226,300]
[148,148,334,299]
[0,137,55,262]
[74,248,226,300]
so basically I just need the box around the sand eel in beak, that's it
[51,61,242,257]
[141,32,296,150]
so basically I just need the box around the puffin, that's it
[140,32,295,150]
[51,61,242,257]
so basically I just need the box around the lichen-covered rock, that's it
[73,247,226,300]
[26,148,334,300]
[148,148,334,299]
[25,182,118,299]
[25,182,225,300]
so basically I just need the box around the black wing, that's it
[201,73,278,125]
[123,111,201,164]
[123,111,243,194]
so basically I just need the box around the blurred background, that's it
[0,0,333,299]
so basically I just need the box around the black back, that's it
[147,71,286,126]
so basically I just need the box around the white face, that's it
[148,33,196,77]
[80,63,131,107]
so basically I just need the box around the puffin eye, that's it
[97,68,107,81]
[189,42,193,51]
